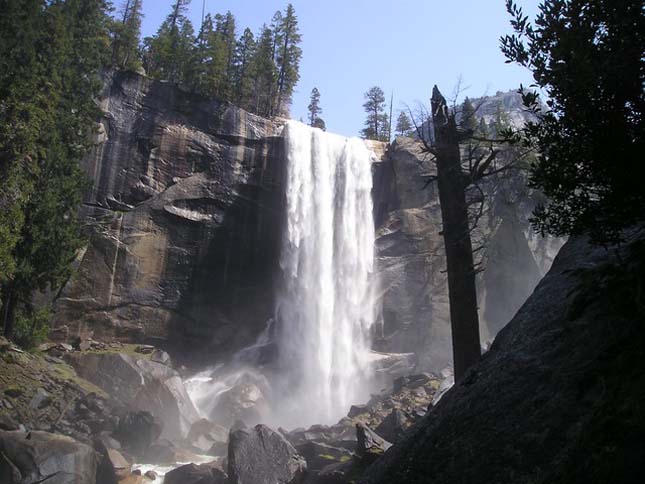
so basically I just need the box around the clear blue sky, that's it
[139,0,541,137]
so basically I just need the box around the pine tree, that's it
[251,25,277,117]
[233,28,256,109]
[0,0,45,284]
[111,0,143,71]
[395,111,413,137]
[478,117,489,137]
[274,4,302,116]
[219,11,237,100]
[361,86,389,141]
[198,11,238,101]
[308,87,322,126]
[142,0,194,85]
[193,13,227,97]
[460,97,478,134]
[1,0,111,338]
[488,101,511,137]
[189,13,215,93]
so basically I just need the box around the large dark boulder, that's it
[228,424,307,484]
[360,234,645,484]
[164,462,227,484]
[0,430,97,484]
[374,409,410,443]
[186,418,228,455]
[115,411,162,457]
[68,352,199,439]
[355,424,391,463]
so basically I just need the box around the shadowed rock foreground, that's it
[360,232,645,484]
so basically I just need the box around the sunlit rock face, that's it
[53,72,562,377]
[52,71,285,362]
[372,136,564,371]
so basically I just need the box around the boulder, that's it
[144,470,157,480]
[164,462,227,484]
[96,431,122,451]
[150,350,171,366]
[68,352,199,439]
[374,409,411,443]
[211,380,268,427]
[307,459,358,484]
[228,424,307,484]
[144,439,202,465]
[186,418,228,455]
[296,441,353,471]
[347,405,369,418]
[118,475,153,484]
[355,424,391,462]
[0,413,20,431]
[29,388,51,409]
[135,345,155,355]
[95,432,129,484]
[115,411,162,457]
[144,439,176,464]
[0,337,11,352]
[68,392,116,438]
[0,430,97,484]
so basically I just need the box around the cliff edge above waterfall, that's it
[360,230,645,484]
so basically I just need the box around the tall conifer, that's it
[111,0,143,71]
[274,4,302,116]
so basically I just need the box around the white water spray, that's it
[274,121,376,427]
[185,122,378,429]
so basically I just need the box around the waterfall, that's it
[274,121,376,427]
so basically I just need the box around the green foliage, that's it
[233,28,257,108]
[459,97,478,134]
[13,307,50,350]
[395,111,413,137]
[274,4,302,116]
[142,0,195,85]
[140,3,302,119]
[111,0,143,72]
[361,86,389,141]
[308,87,322,126]
[0,0,109,338]
[248,24,277,116]
[312,117,326,131]
[501,0,645,244]
[0,0,53,284]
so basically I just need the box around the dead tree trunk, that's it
[431,86,481,382]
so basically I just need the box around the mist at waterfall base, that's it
[186,121,379,430]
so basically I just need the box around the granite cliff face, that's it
[372,137,563,371]
[53,71,285,362]
[53,72,561,369]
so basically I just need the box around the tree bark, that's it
[431,86,481,382]
[1,285,17,339]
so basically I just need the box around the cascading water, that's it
[185,121,378,430]
[273,120,377,427]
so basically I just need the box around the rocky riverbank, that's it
[0,334,446,484]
